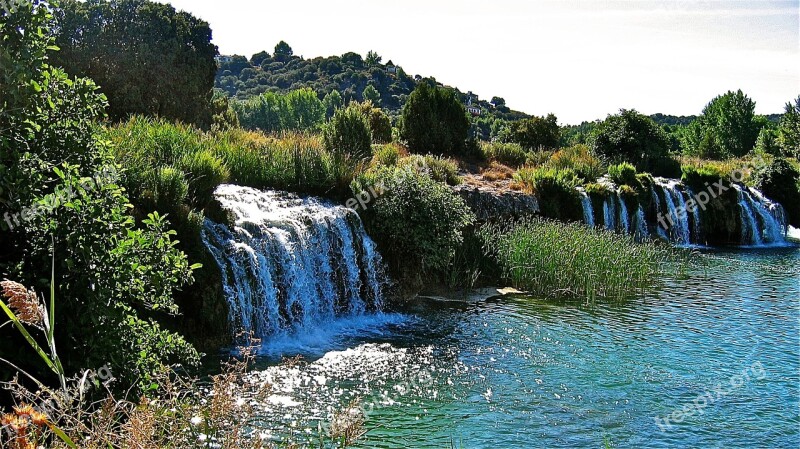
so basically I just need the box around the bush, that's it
[514,166,582,221]
[175,149,230,208]
[548,144,605,182]
[483,218,676,300]
[754,158,800,227]
[372,143,407,167]
[401,154,461,185]
[681,163,730,188]
[481,142,529,167]
[351,166,475,283]
[590,109,671,170]
[350,101,393,144]
[647,156,683,178]
[324,104,373,160]
[399,82,470,156]
[608,162,638,186]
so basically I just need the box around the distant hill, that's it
[214,45,529,139]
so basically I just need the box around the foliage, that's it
[323,90,344,118]
[371,143,407,167]
[323,103,373,161]
[52,0,218,128]
[0,1,199,391]
[755,127,781,156]
[607,162,638,187]
[349,101,393,144]
[363,84,381,106]
[547,144,605,182]
[233,88,325,133]
[400,154,461,185]
[351,166,475,282]
[754,158,800,227]
[480,142,528,167]
[681,90,761,158]
[483,218,675,300]
[504,114,560,150]
[513,167,582,221]
[399,82,471,156]
[590,109,671,170]
[778,96,800,158]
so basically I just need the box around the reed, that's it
[483,218,676,300]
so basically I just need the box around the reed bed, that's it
[483,218,677,300]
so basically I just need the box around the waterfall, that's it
[733,184,787,245]
[579,190,594,228]
[603,195,617,231]
[617,195,630,234]
[685,186,703,244]
[634,206,648,241]
[656,179,691,245]
[202,185,387,345]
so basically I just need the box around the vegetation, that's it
[607,162,638,187]
[590,109,671,171]
[514,166,582,221]
[754,158,800,227]
[502,114,561,150]
[480,142,529,168]
[323,103,373,161]
[352,166,475,284]
[0,0,199,392]
[483,218,676,300]
[399,82,472,156]
[52,0,219,128]
[233,87,326,133]
[680,90,761,159]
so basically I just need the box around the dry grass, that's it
[480,161,515,181]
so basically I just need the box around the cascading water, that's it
[603,195,617,231]
[617,195,630,234]
[202,185,392,349]
[655,178,692,245]
[733,184,787,245]
[579,190,595,228]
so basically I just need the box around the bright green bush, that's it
[514,166,582,221]
[176,149,230,207]
[351,166,475,282]
[547,144,605,182]
[323,104,373,160]
[401,154,461,185]
[608,162,638,186]
[372,143,406,167]
[483,218,675,300]
[480,142,528,167]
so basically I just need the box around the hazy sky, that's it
[157,0,799,124]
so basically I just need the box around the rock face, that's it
[451,184,539,222]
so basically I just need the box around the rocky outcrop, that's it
[451,184,539,222]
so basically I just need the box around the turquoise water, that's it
[247,248,800,448]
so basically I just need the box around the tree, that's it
[755,127,781,156]
[274,40,293,60]
[491,96,506,106]
[284,87,325,130]
[323,104,373,160]
[250,50,271,67]
[778,96,800,158]
[507,114,560,150]
[1,0,198,389]
[590,109,671,169]
[400,82,470,156]
[363,84,381,105]
[683,90,760,158]
[365,50,382,66]
[350,101,393,144]
[323,90,343,118]
[52,0,219,128]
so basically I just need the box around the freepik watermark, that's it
[654,361,766,432]
[1,166,118,231]
[344,180,386,212]
[656,155,768,231]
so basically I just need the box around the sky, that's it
[156,0,799,124]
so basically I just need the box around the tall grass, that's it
[483,218,676,300]
[480,141,529,167]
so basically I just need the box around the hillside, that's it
[214,43,530,139]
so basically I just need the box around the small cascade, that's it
[603,195,617,231]
[617,195,630,234]
[579,190,595,228]
[202,185,387,344]
[634,206,648,241]
[655,179,692,245]
[685,186,703,244]
[733,184,787,245]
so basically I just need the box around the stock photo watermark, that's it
[1,166,118,231]
[656,155,769,231]
[653,361,766,432]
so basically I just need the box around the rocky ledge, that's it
[451,184,540,222]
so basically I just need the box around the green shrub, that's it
[399,82,470,156]
[608,162,638,186]
[483,218,676,300]
[647,156,683,178]
[372,143,406,167]
[401,154,461,185]
[548,144,605,182]
[584,182,612,197]
[514,166,582,220]
[481,142,528,167]
[176,149,230,207]
[681,164,729,188]
[351,166,475,283]
[147,167,189,212]
[324,104,373,160]
[754,158,800,227]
